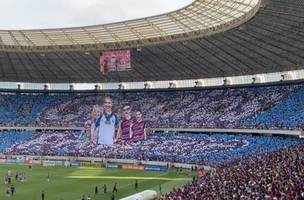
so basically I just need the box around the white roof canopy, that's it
[0,0,261,52]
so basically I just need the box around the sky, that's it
[0,0,194,30]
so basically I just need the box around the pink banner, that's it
[122,164,144,170]
[100,50,131,74]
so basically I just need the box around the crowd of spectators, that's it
[36,85,297,129]
[161,144,304,199]
[243,87,304,130]
[0,84,302,199]
[0,131,32,153]
[3,131,302,167]
[0,84,302,130]
[0,94,71,126]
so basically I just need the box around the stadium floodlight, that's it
[194,80,203,87]
[252,76,262,84]
[94,84,101,90]
[44,84,49,90]
[169,82,177,88]
[280,73,294,81]
[144,83,151,89]
[118,83,125,90]
[223,78,232,86]
[281,73,294,81]
[16,83,22,90]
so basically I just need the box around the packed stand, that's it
[0,84,303,130]
[0,93,72,126]
[161,144,304,200]
[243,86,304,130]
[0,131,32,153]
[2,131,302,167]
[36,85,297,129]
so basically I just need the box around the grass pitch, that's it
[0,165,194,200]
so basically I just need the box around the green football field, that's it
[0,164,195,200]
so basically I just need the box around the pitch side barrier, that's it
[0,127,302,138]
[151,128,303,138]
[0,155,211,171]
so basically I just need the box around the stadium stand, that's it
[0,94,71,126]
[243,86,304,129]
[160,144,304,199]
[0,0,303,199]
[0,131,32,153]
[0,83,303,129]
[2,131,302,167]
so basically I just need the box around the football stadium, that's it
[0,0,304,199]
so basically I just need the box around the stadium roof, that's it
[0,0,304,83]
[0,0,260,52]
